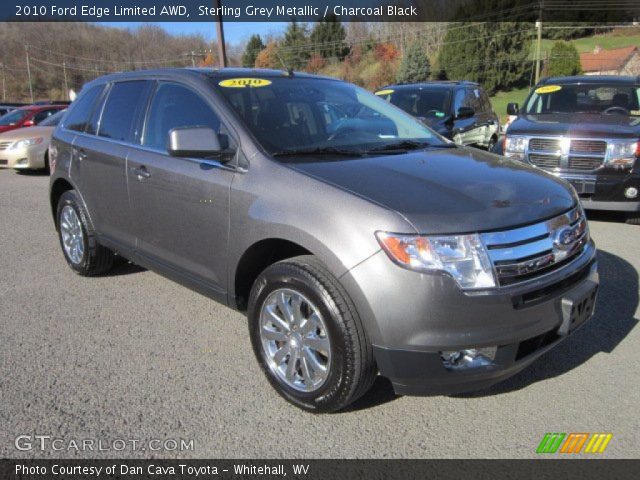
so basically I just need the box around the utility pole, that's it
[25,45,34,103]
[62,61,69,101]
[534,3,543,84]
[215,0,227,67]
[0,63,5,101]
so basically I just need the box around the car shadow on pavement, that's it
[342,376,399,412]
[455,249,639,397]
[101,259,146,277]
[15,169,50,177]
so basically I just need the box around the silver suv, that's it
[49,68,599,412]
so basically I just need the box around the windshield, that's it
[40,109,66,127]
[524,83,640,116]
[0,109,29,126]
[213,76,446,155]
[378,88,450,119]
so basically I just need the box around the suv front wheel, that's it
[248,256,377,412]
[56,190,115,276]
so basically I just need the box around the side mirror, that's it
[167,126,225,160]
[23,119,35,127]
[506,103,519,115]
[456,106,475,119]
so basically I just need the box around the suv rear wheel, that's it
[248,255,376,412]
[56,190,115,275]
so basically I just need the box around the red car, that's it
[0,104,67,134]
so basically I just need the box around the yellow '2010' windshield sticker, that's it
[375,89,394,96]
[219,78,272,88]
[535,85,562,94]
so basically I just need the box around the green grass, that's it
[490,87,531,118]
[537,31,640,58]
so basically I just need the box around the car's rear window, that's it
[0,108,29,126]
[378,88,451,119]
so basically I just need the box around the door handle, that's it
[74,148,87,161]
[132,165,151,181]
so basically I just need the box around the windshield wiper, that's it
[366,140,456,153]
[271,147,365,158]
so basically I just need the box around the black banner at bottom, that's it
[1,459,638,480]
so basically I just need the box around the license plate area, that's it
[567,178,596,195]
[558,280,598,336]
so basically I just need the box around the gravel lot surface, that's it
[1,169,638,458]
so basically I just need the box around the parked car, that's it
[496,76,640,224]
[0,109,66,171]
[375,81,500,150]
[0,105,17,116]
[0,104,66,134]
[49,69,598,412]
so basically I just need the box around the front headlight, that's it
[376,232,496,290]
[9,137,43,150]
[605,140,638,169]
[503,135,527,160]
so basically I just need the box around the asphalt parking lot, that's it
[1,168,638,459]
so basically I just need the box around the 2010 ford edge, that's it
[49,68,599,412]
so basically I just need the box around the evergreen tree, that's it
[281,20,309,70]
[437,22,531,94]
[396,42,431,83]
[546,41,583,77]
[309,14,349,60]
[242,34,265,68]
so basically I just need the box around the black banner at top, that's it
[5,0,640,22]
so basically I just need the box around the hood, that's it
[286,147,575,234]
[508,113,640,138]
[0,126,54,141]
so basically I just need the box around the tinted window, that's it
[98,81,149,142]
[143,83,221,151]
[0,108,29,126]
[40,109,66,127]
[525,83,640,115]
[466,88,483,113]
[383,88,451,119]
[33,109,59,124]
[63,85,104,132]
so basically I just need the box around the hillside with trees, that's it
[0,22,210,101]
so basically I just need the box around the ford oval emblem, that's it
[553,225,577,250]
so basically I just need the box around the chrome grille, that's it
[529,138,561,152]
[568,156,604,171]
[526,136,607,172]
[570,140,606,155]
[480,207,588,286]
[529,154,560,169]
[0,141,12,151]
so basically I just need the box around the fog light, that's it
[440,346,497,370]
[624,187,638,199]
[16,158,28,165]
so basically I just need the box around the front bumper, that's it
[557,171,639,212]
[340,241,598,396]
[0,145,47,169]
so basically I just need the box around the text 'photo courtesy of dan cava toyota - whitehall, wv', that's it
[0,0,639,477]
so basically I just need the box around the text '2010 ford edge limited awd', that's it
[49,68,598,412]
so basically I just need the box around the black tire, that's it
[56,190,115,276]
[248,255,376,412]
[626,212,640,225]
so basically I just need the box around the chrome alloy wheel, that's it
[59,205,85,265]
[259,288,331,392]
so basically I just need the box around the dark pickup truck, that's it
[498,76,640,224]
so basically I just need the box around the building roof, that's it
[580,46,638,73]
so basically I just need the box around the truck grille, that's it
[568,156,603,171]
[529,138,561,152]
[570,140,607,155]
[529,154,560,169]
[527,137,606,172]
[0,141,12,151]
[480,206,588,287]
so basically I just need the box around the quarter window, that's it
[63,85,104,132]
[143,83,221,151]
[98,81,149,142]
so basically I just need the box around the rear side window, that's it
[98,81,150,142]
[33,109,59,124]
[62,85,104,132]
[143,83,220,151]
